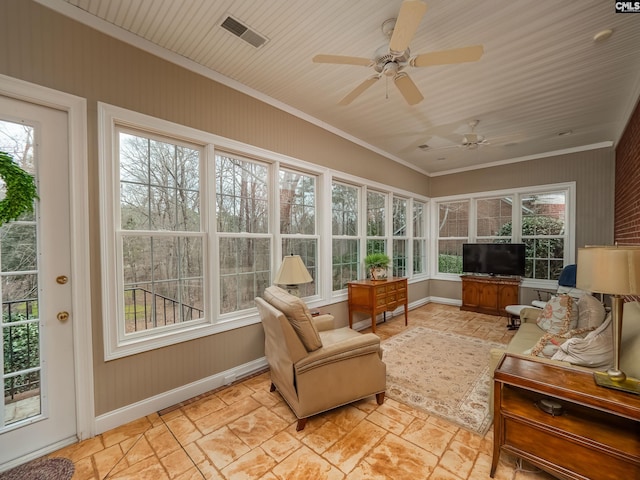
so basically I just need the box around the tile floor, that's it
[48,303,556,479]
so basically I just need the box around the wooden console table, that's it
[347,277,408,333]
[460,275,520,316]
[491,354,640,480]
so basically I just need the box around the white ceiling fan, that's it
[312,0,484,106]
[418,120,490,151]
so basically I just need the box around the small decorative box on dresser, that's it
[491,354,640,480]
[461,274,520,316]
[347,277,408,333]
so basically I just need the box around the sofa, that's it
[255,286,386,430]
[490,295,640,411]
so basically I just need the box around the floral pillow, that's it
[536,294,578,334]
[551,314,613,369]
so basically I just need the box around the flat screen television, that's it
[462,243,526,277]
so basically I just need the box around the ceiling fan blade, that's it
[411,45,484,67]
[389,0,428,54]
[312,54,372,66]
[394,73,424,106]
[338,76,380,105]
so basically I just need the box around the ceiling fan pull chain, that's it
[385,76,389,100]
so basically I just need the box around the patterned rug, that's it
[382,326,503,435]
[0,457,74,480]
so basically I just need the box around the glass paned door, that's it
[0,120,40,426]
[0,95,76,468]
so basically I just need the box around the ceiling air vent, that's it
[418,144,430,150]
[220,15,268,48]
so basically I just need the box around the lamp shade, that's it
[273,255,312,285]
[576,246,640,295]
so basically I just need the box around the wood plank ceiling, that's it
[53,0,640,175]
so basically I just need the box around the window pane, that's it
[393,239,407,277]
[367,191,386,236]
[279,170,315,235]
[122,235,204,332]
[521,193,566,280]
[413,239,426,274]
[120,133,200,231]
[219,237,270,313]
[282,238,317,297]
[367,239,386,255]
[438,239,464,274]
[332,183,358,236]
[439,201,468,237]
[413,202,425,237]
[332,239,359,290]
[1,223,37,271]
[216,154,268,233]
[477,197,512,237]
[392,197,407,236]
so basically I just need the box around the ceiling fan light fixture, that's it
[382,62,399,77]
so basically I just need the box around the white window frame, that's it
[430,182,576,289]
[330,180,361,293]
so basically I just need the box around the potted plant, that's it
[364,252,391,281]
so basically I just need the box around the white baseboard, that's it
[428,296,462,307]
[94,357,268,434]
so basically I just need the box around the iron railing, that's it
[124,287,204,332]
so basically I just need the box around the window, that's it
[476,196,513,242]
[279,169,317,297]
[437,200,469,274]
[366,190,387,255]
[413,201,427,275]
[119,130,205,335]
[521,191,567,280]
[392,197,408,277]
[331,182,360,291]
[216,153,270,313]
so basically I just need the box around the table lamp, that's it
[576,245,640,394]
[273,254,312,296]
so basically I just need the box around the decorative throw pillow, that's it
[551,314,614,369]
[576,294,606,331]
[536,294,578,334]
[263,286,323,352]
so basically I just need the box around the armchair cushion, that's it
[551,314,613,368]
[263,286,322,351]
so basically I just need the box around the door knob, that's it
[56,275,68,285]
[57,311,70,322]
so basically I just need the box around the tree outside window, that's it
[438,201,469,274]
[331,182,359,291]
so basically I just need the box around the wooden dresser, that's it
[492,354,640,480]
[460,274,520,316]
[347,277,408,333]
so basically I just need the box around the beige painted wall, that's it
[0,1,616,417]
[0,0,431,415]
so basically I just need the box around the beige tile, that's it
[429,465,465,479]
[165,414,203,445]
[438,439,477,479]
[182,395,226,422]
[227,405,290,449]
[124,435,155,465]
[102,417,153,448]
[261,431,302,462]
[301,420,345,454]
[326,405,367,432]
[173,466,206,480]
[272,445,344,480]
[220,447,277,480]
[372,400,416,427]
[108,455,170,480]
[145,424,182,458]
[216,383,255,405]
[92,443,124,479]
[323,420,387,474]
[401,418,455,457]
[196,425,251,470]
[160,448,196,478]
[196,396,261,435]
[361,432,438,479]
[54,436,105,463]
[69,456,97,480]
[193,459,225,480]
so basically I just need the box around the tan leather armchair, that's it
[256,286,386,430]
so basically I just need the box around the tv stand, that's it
[460,275,520,317]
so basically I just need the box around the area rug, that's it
[382,326,503,435]
[0,457,74,480]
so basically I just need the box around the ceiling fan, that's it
[312,0,484,106]
[418,120,490,151]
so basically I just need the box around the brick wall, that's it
[615,99,640,244]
